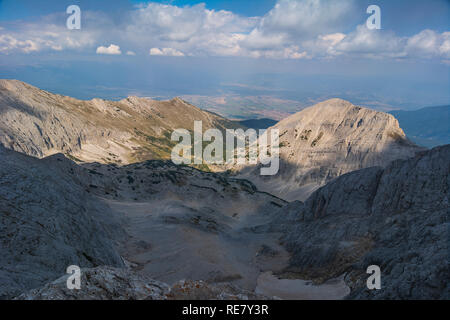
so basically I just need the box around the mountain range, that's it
[0,79,242,166]
[0,80,448,300]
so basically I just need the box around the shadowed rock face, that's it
[0,146,125,299]
[0,79,243,164]
[269,145,449,299]
[237,98,424,201]
[16,266,170,300]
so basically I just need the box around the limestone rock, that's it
[238,98,423,201]
[0,79,242,164]
[16,266,170,300]
[0,145,124,299]
[272,145,449,299]
[16,267,271,300]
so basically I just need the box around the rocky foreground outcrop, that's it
[16,266,170,300]
[16,266,270,300]
[237,98,423,201]
[268,145,449,299]
[0,145,125,299]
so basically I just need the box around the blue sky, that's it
[0,0,449,117]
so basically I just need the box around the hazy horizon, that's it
[1,0,449,118]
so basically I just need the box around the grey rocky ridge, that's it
[267,145,449,299]
[0,79,243,165]
[17,266,270,300]
[0,145,125,299]
[0,80,448,300]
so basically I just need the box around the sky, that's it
[0,0,449,118]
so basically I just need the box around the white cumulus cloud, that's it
[0,0,448,63]
[149,47,185,57]
[96,44,121,55]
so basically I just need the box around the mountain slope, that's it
[0,79,243,164]
[389,105,450,148]
[237,98,423,201]
[0,145,289,299]
[0,145,125,299]
[267,145,449,299]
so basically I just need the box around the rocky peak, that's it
[237,98,423,201]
